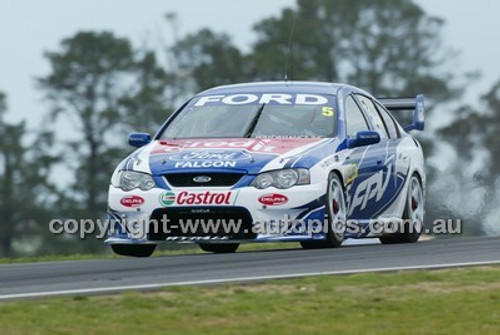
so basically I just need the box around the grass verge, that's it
[1,266,499,334]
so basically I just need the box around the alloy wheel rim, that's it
[328,178,346,239]
[409,177,424,223]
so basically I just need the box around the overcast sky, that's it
[1,0,499,126]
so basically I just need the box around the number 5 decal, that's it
[322,107,334,117]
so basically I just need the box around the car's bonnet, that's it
[142,138,335,175]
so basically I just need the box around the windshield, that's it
[161,93,337,139]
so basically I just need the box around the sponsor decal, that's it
[120,195,145,208]
[165,236,230,241]
[159,192,176,207]
[168,151,250,169]
[258,193,289,206]
[320,155,338,169]
[174,161,236,168]
[191,208,211,213]
[159,191,238,207]
[151,138,324,155]
[344,164,359,185]
[254,135,317,139]
[177,191,234,205]
[182,140,277,153]
[194,93,331,107]
[349,160,393,215]
[168,151,251,161]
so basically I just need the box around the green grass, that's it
[0,242,300,264]
[1,266,499,334]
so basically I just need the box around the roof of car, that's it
[199,81,346,96]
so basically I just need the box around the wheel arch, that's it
[412,170,423,185]
[410,168,426,197]
[329,169,345,189]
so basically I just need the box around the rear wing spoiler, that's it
[378,94,425,132]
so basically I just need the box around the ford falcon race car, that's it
[106,81,425,257]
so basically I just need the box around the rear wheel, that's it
[111,244,156,257]
[380,174,424,244]
[199,243,239,253]
[300,173,346,249]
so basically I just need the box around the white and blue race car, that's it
[107,82,425,256]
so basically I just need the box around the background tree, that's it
[39,32,133,220]
[38,32,169,252]
[252,0,459,100]
[172,28,250,92]
[0,92,58,257]
[119,51,171,133]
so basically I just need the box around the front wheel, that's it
[380,174,424,244]
[199,243,239,253]
[111,244,156,257]
[300,173,346,249]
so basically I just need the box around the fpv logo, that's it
[348,156,394,216]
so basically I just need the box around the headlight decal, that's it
[118,171,157,191]
[251,168,310,189]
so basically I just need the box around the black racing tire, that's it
[199,243,239,253]
[111,244,156,257]
[380,174,424,244]
[300,173,346,249]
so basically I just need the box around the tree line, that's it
[1,0,498,257]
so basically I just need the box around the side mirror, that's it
[347,130,381,148]
[128,133,151,148]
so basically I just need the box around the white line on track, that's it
[1,259,499,301]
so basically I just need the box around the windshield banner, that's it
[193,93,335,107]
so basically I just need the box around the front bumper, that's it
[105,181,328,244]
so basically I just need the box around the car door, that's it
[374,100,410,215]
[345,94,392,220]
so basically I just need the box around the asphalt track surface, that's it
[0,236,499,300]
